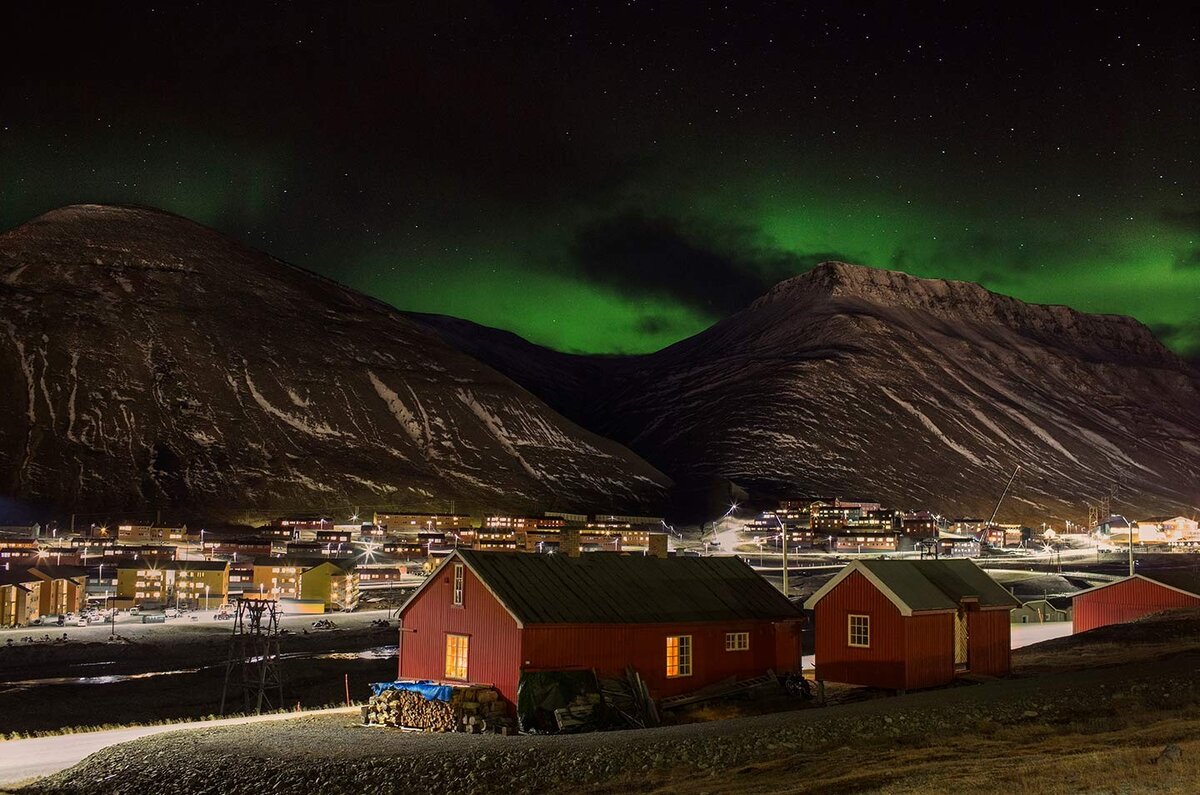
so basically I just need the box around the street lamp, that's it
[204,584,210,612]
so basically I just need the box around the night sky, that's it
[2,3,1197,357]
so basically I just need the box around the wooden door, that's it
[953,608,969,669]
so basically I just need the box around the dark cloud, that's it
[571,212,851,315]
[633,315,675,335]
[1160,208,1200,231]
[1148,321,1200,363]
[1173,249,1200,270]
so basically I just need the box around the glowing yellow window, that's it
[444,634,469,680]
[666,635,692,678]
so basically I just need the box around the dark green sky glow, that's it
[2,4,1197,357]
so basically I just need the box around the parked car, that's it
[129,607,140,616]
[165,608,179,619]
[76,617,88,627]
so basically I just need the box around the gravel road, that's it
[22,645,1200,795]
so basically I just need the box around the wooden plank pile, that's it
[366,685,509,733]
[552,690,604,731]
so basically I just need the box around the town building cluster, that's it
[747,498,1200,557]
[746,498,1010,557]
[0,510,670,626]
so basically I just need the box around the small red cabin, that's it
[1072,572,1200,633]
[804,560,1018,691]
[396,549,803,709]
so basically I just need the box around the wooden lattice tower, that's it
[219,598,283,715]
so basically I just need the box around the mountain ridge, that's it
[0,204,670,522]
[411,262,1200,523]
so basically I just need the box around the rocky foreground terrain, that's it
[22,611,1200,794]
[0,205,668,521]
[417,262,1200,523]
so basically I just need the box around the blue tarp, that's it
[370,680,454,702]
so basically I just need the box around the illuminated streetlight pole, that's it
[774,516,789,597]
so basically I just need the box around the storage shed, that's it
[1071,572,1200,633]
[396,549,803,709]
[804,559,1019,690]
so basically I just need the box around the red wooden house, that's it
[1072,571,1200,633]
[396,549,803,708]
[804,559,1018,691]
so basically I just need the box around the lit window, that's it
[666,635,692,677]
[452,563,464,606]
[725,632,750,652]
[445,634,469,680]
[848,614,870,648]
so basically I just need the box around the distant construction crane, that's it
[981,465,1021,546]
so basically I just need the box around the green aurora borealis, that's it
[1,4,1197,357]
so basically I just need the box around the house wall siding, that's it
[398,563,523,704]
[520,619,797,699]
[901,612,954,689]
[1074,578,1200,633]
[813,570,911,689]
[967,608,1012,676]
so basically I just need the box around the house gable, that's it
[1070,574,1200,602]
[805,561,932,616]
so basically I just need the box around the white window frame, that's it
[725,631,750,651]
[452,563,464,606]
[848,614,871,648]
[666,634,692,678]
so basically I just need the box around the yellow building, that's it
[28,564,89,616]
[116,559,230,608]
[251,557,358,611]
[0,570,43,626]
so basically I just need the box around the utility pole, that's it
[1128,522,1135,577]
[775,516,789,598]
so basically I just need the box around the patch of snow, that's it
[455,389,545,481]
[244,372,343,438]
[879,386,984,466]
[286,388,311,408]
[367,370,437,458]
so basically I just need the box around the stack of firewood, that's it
[366,688,456,731]
[451,685,512,733]
[365,685,510,733]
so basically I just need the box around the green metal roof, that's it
[803,559,1021,613]
[455,550,802,625]
[858,559,1020,611]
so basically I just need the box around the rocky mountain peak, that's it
[0,206,670,520]
[747,260,1179,370]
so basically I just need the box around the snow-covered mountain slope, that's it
[413,262,1200,523]
[0,205,669,520]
